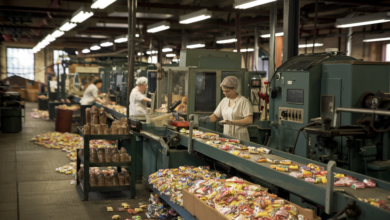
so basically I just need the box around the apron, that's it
[222,98,250,141]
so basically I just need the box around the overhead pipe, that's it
[333,107,390,127]
[126,0,137,119]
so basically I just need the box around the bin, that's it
[38,98,49,110]
[55,109,73,133]
[1,108,22,133]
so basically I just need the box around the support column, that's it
[254,27,259,71]
[269,2,277,80]
[282,0,300,62]
[181,29,187,49]
[236,13,241,52]
[126,0,137,119]
[158,39,162,63]
[347,27,352,56]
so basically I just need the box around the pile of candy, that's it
[358,198,390,211]
[55,104,79,111]
[31,132,83,150]
[188,177,306,220]
[334,175,376,189]
[55,162,77,175]
[107,104,127,115]
[147,193,180,219]
[30,109,49,119]
[148,166,227,206]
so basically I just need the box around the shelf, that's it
[79,180,131,192]
[148,184,197,220]
[78,153,131,167]
[93,103,127,121]
[77,126,131,140]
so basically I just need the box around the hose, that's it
[292,122,321,154]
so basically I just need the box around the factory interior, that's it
[2,0,390,220]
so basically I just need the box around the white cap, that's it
[136,76,148,85]
[220,76,239,88]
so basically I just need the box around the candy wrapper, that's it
[248,147,259,154]
[351,182,365,190]
[257,147,271,154]
[363,179,376,188]
[289,172,303,178]
[257,157,267,163]
[219,145,230,151]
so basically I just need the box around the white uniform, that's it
[80,84,98,105]
[129,87,147,115]
[214,94,253,141]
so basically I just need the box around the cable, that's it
[292,121,321,154]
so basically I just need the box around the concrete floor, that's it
[0,102,152,220]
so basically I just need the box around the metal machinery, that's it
[0,80,23,133]
[263,53,390,182]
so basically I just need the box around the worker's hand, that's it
[219,120,233,125]
[199,116,210,124]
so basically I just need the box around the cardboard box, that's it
[182,182,321,220]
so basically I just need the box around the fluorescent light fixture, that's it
[166,53,176,57]
[71,7,94,23]
[146,50,158,55]
[82,48,90,53]
[162,48,172,52]
[216,36,237,44]
[114,35,127,43]
[52,29,64,38]
[260,27,284,38]
[147,21,170,33]
[234,48,254,52]
[298,43,323,48]
[59,20,77,31]
[336,12,390,28]
[100,41,113,47]
[90,45,101,50]
[137,52,143,56]
[96,22,128,28]
[172,59,180,62]
[45,34,56,42]
[179,9,212,24]
[186,41,205,49]
[234,0,277,9]
[363,32,390,42]
[75,34,110,38]
[91,0,116,9]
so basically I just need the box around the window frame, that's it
[6,46,35,80]
[53,50,70,76]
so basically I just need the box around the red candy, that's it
[363,179,376,188]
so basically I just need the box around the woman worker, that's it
[129,77,152,115]
[199,76,253,141]
[80,79,105,105]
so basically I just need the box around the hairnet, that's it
[136,77,148,86]
[220,76,239,88]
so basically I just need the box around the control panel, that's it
[279,107,304,124]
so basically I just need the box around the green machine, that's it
[263,53,390,181]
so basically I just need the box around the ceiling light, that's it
[172,59,180,62]
[137,52,143,56]
[179,9,212,24]
[166,54,176,57]
[186,41,205,49]
[298,43,323,48]
[147,21,170,33]
[114,35,127,43]
[234,0,277,9]
[260,27,284,38]
[216,36,237,44]
[96,22,128,28]
[82,48,91,53]
[59,20,77,31]
[234,48,254,52]
[91,0,117,9]
[71,7,94,23]
[45,34,56,42]
[162,48,172,52]
[135,34,139,37]
[75,34,110,38]
[100,41,113,47]
[146,50,158,55]
[90,45,101,50]
[363,32,390,42]
[336,12,390,28]
[52,29,64,38]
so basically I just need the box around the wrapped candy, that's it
[219,145,230,151]
[257,147,271,154]
[351,182,365,190]
[267,158,279,164]
[289,164,299,170]
[289,172,303,178]
[305,178,315,183]
[280,160,291,165]
[257,157,267,163]
[248,147,259,154]
[363,179,376,188]
[238,153,250,158]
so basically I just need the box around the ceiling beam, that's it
[0,25,54,30]
[136,2,269,14]
[316,0,390,7]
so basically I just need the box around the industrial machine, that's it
[0,80,23,133]
[262,53,390,182]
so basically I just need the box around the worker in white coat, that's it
[129,77,151,115]
[80,79,104,105]
[199,76,253,141]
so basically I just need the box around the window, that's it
[386,44,390,61]
[53,50,70,75]
[7,48,35,80]
[148,55,157,64]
